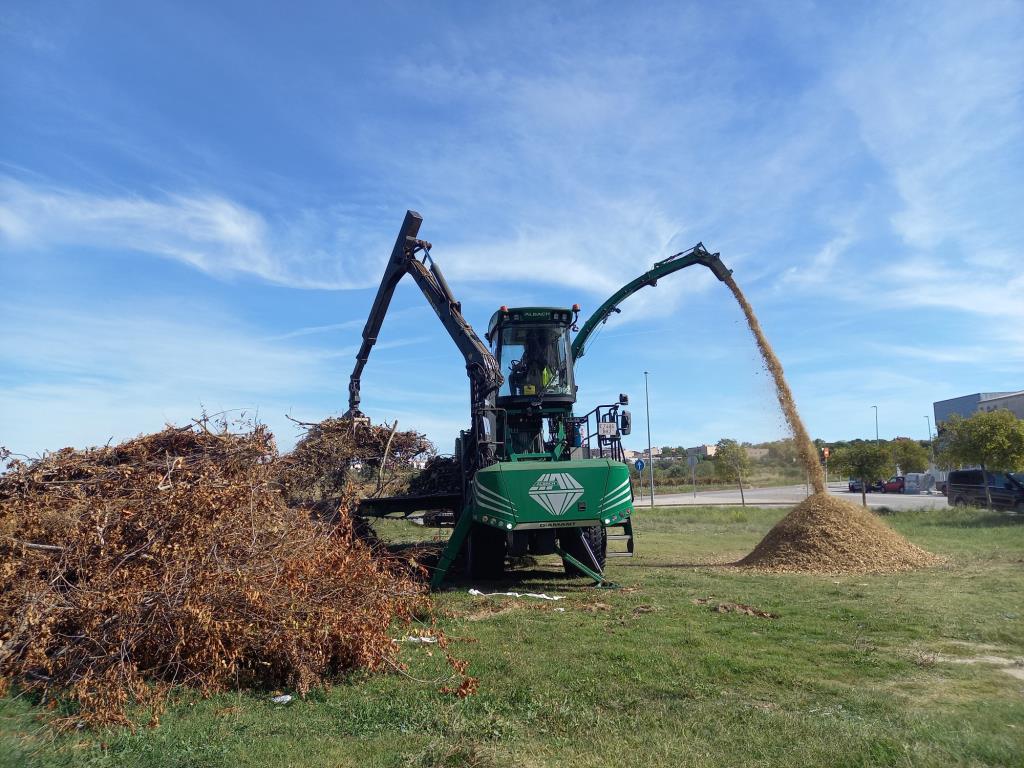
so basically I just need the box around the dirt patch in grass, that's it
[460,602,522,622]
[903,642,1024,684]
[692,597,777,618]
[933,653,1024,681]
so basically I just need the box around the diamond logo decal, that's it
[528,473,584,516]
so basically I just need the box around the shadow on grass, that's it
[614,561,740,569]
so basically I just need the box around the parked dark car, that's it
[848,478,885,493]
[946,470,1024,512]
[881,476,905,494]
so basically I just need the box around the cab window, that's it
[497,325,573,398]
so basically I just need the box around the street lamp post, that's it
[925,415,935,465]
[872,405,879,443]
[644,371,655,508]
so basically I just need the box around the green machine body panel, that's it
[470,458,633,532]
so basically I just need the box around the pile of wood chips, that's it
[0,418,468,728]
[739,492,941,574]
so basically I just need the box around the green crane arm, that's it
[571,243,732,362]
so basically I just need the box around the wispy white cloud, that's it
[834,2,1024,254]
[0,302,330,454]
[0,295,443,455]
[778,207,861,288]
[0,177,390,290]
[435,199,703,297]
[265,320,363,341]
[874,256,1024,324]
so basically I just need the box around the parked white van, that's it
[903,473,933,494]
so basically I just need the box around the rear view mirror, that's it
[619,410,632,436]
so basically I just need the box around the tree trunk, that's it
[737,471,746,508]
[861,476,867,508]
[982,461,993,510]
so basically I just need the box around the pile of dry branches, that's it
[277,417,434,502]
[0,418,463,728]
[406,456,461,497]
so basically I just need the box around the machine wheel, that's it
[953,495,967,508]
[560,526,607,577]
[467,523,506,581]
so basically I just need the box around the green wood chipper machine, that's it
[346,210,731,588]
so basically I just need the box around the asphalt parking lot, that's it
[646,482,950,510]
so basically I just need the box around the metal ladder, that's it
[605,518,635,558]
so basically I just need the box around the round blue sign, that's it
[634,459,645,471]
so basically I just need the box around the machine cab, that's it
[487,307,576,407]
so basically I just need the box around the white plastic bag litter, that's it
[468,588,564,601]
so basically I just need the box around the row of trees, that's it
[834,410,1024,507]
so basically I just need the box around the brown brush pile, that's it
[0,419,465,728]
[278,417,434,502]
[739,493,941,574]
[723,275,937,573]
[406,456,461,497]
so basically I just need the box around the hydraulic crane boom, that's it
[344,210,503,467]
[571,243,732,361]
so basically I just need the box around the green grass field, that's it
[2,506,1022,767]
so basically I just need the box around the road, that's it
[640,482,949,510]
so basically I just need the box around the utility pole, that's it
[924,415,935,465]
[644,371,655,508]
[872,405,879,443]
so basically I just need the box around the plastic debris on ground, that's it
[468,589,565,601]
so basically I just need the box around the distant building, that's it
[622,448,661,459]
[977,391,1024,419]
[934,391,1024,424]
[744,447,769,460]
[686,444,717,460]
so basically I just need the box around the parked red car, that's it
[881,476,905,494]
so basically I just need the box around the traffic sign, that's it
[634,459,645,472]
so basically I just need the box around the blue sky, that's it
[1,1,1022,457]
